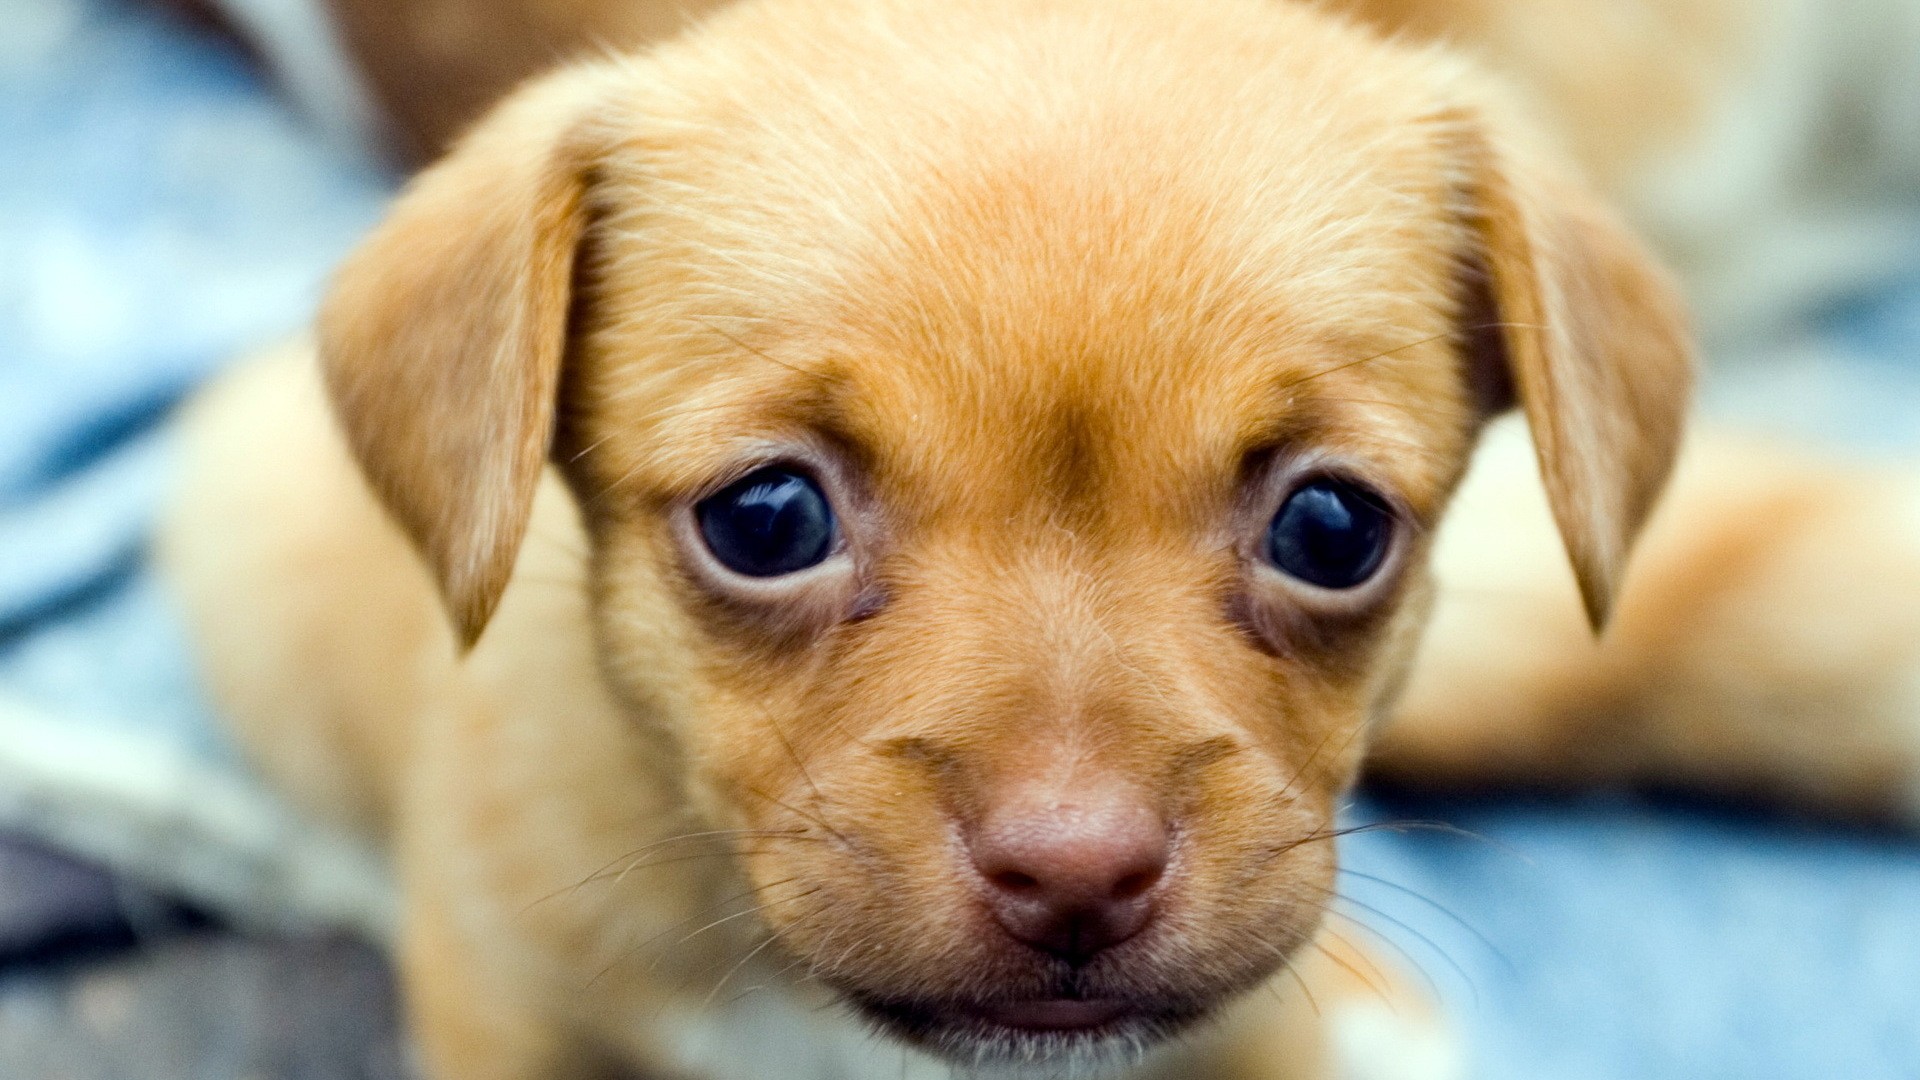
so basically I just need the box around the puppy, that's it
[159,0,1709,1076]
[164,0,731,162]
[179,0,1920,342]
[1340,0,1920,344]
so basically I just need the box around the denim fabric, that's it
[3,1,1918,1076]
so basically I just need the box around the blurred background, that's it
[2,1,1920,1078]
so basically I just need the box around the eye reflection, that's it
[1266,479,1392,589]
[697,468,836,577]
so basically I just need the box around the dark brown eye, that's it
[1267,479,1392,589]
[697,469,835,577]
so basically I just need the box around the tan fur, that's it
[1375,419,1920,824]
[319,67,614,645]
[195,0,1918,346]
[158,1,1699,1077]
[1442,119,1691,625]
[1328,0,1755,189]
[321,0,732,161]
[286,0,1756,178]
[1336,0,1920,343]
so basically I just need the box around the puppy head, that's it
[322,0,1690,1064]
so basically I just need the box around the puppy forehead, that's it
[580,0,1475,506]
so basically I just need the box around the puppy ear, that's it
[319,68,616,648]
[1453,119,1695,631]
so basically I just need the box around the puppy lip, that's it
[848,988,1203,1053]
[961,997,1134,1032]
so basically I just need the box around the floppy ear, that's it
[1453,119,1695,630]
[319,68,616,648]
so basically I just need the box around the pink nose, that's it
[966,782,1170,964]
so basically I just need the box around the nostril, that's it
[1110,866,1161,902]
[990,869,1040,892]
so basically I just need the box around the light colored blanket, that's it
[4,1,1920,1076]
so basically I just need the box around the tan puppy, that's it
[170,0,732,161]
[1382,419,1920,822]
[158,0,1709,1076]
[1338,0,1920,344]
[181,0,1920,344]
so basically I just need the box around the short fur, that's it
[158,0,1920,1076]
[184,0,1920,339]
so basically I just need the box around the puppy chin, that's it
[844,988,1210,1073]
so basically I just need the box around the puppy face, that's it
[320,0,1690,1065]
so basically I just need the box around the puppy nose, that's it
[967,783,1170,964]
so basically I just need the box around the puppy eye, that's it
[697,468,837,577]
[1266,479,1392,589]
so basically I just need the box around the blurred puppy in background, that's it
[179,0,1920,341]
[164,0,730,163]
[157,0,1920,1079]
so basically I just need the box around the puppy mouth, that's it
[847,988,1207,1063]
[968,998,1135,1031]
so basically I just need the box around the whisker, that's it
[1345,818,1528,862]
[651,875,784,939]
[1304,934,1392,1009]
[587,875,804,988]
[528,828,813,912]
[732,948,816,1007]
[702,930,786,1008]
[650,908,819,1026]
[1280,818,1497,853]
[1336,867,1515,973]
[1261,818,1447,869]
[1276,332,1452,391]
[1271,721,1367,812]
[624,886,827,1002]
[566,430,620,465]
[1276,322,1543,393]
[1317,905,1444,1006]
[1317,924,1397,999]
[586,842,820,899]
[662,884,821,960]
[694,316,824,381]
[1261,940,1321,1018]
[765,712,853,842]
[1327,890,1476,1007]
[745,785,852,848]
[575,392,805,504]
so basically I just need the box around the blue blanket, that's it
[4,2,1919,1077]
